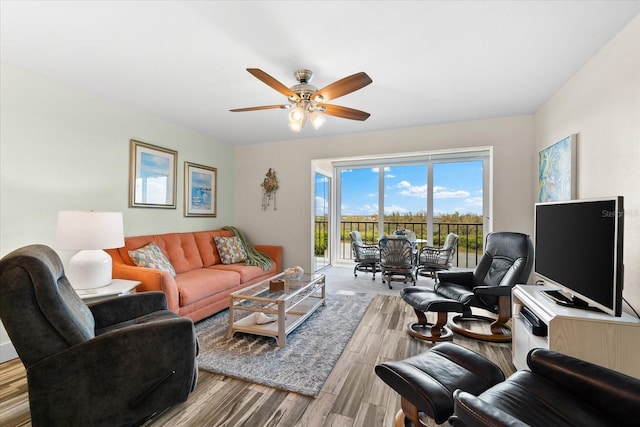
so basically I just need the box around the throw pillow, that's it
[214,236,247,264]
[128,242,176,277]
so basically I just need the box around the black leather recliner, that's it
[375,342,640,427]
[436,231,533,342]
[0,244,199,427]
[450,347,640,426]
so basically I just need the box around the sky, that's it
[315,161,483,217]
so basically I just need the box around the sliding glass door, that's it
[313,172,331,272]
[335,150,489,267]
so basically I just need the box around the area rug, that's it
[195,293,375,396]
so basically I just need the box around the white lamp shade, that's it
[55,211,125,289]
[56,211,124,250]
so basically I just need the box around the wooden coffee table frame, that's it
[227,272,326,347]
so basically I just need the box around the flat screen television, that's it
[534,196,624,317]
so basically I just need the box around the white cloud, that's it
[341,203,378,216]
[465,197,483,207]
[384,204,409,214]
[315,196,328,214]
[433,190,471,199]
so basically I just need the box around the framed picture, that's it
[129,140,177,208]
[184,161,217,217]
[538,134,577,202]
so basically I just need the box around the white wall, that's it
[533,16,640,311]
[233,115,535,270]
[0,65,235,359]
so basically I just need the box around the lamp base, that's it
[68,250,113,289]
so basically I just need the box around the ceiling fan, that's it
[230,68,372,132]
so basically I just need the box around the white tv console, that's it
[512,284,640,379]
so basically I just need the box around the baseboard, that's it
[0,341,18,363]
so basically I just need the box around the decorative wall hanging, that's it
[261,168,278,211]
[129,139,177,208]
[538,134,577,202]
[184,161,217,217]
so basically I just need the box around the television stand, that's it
[541,289,603,313]
[512,285,640,379]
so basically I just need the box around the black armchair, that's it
[435,231,533,342]
[376,342,640,427]
[450,348,640,426]
[349,230,381,280]
[0,245,198,427]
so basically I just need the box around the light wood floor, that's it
[0,289,514,427]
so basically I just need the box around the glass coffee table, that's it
[227,272,326,347]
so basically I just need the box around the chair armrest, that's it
[356,243,380,257]
[27,317,197,425]
[452,390,529,427]
[358,243,379,250]
[89,292,168,329]
[437,270,474,287]
[473,285,512,297]
[527,348,640,424]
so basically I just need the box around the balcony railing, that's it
[314,220,484,269]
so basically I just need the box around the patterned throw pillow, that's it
[128,242,176,277]
[214,236,247,265]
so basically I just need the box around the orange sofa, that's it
[106,229,282,322]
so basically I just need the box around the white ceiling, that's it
[1,1,639,146]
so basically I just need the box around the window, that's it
[334,149,490,267]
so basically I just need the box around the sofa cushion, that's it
[128,243,176,277]
[214,236,247,264]
[194,230,233,267]
[175,269,240,307]
[153,233,204,274]
[210,263,277,284]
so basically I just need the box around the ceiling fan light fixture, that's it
[288,103,307,132]
[288,105,305,123]
[231,68,372,131]
[288,119,303,132]
[309,110,326,130]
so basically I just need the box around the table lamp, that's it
[55,211,125,289]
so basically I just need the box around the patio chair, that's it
[416,233,459,281]
[349,230,381,280]
[379,235,416,289]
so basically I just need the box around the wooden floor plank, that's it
[0,290,514,427]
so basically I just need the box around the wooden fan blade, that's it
[313,72,372,102]
[246,68,299,101]
[230,105,289,112]
[321,104,371,121]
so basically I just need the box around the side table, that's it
[75,279,141,303]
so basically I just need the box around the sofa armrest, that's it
[527,348,640,423]
[111,263,180,313]
[254,244,283,272]
[89,292,168,329]
[452,390,528,427]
